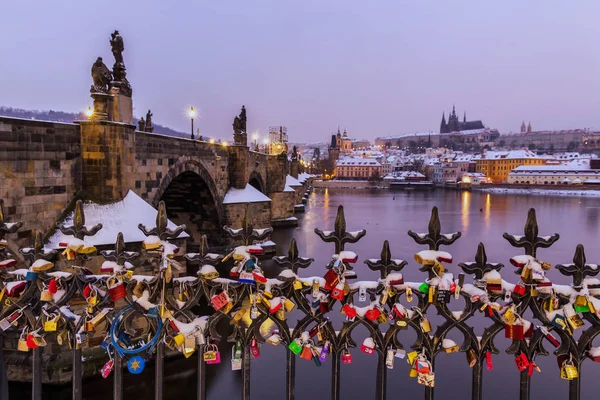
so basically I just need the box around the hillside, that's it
[0,106,187,138]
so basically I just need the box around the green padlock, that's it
[288,339,302,355]
[574,304,590,313]
[418,282,429,294]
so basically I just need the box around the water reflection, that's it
[484,193,491,229]
[461,190,470,231]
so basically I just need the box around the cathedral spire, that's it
[463,111,466,123]
[440,112,447,133]
[527,121,532,133]
[520,121,526,133]
[452,104,456,118]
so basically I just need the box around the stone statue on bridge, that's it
[90,57,112,93]
[138,117,145,132]
[233,106,247,146]
[110,30,125,65]
[145,110,153,132]
[109,30,132,97]
[291,145,298,161]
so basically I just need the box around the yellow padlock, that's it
[284,298,296,312]
[293,280,303,290]
[173,333,185,347]
[560,360,578,380]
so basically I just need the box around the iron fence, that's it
[0,198,599,400]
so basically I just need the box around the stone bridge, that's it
[0,115,305,247]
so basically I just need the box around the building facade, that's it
[507,159,600,185]
[335,157,382,180]
[440,105,485,133]
[474,150,544,183]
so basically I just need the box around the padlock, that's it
[386,348,395,369]
[405,287,413,303]
[283,298,296,312]
[376,311,388,324]
[108,276,126,302]
[311,346,322,367]
[420,316,431,333]
[358,286,367,302]
[503,307,517,325]
[428,286,435,303]
[466,349,477,367]
[485,351,493,371]
[365,308,381,322]
[416,358,431,374]
[231,345,243,371]
[300,345,313,361]
[17,331,29,352]
[238,271,255,284]
[417,372,435,387]
[342,304,357,319]
[515,353,529,372]
[538,326,560,348]
[566,310,585,330]
[32,334,47,347]
[323,269,339,291]
[552,314,569,332]
[341,349,353,364]
[211,292,229,311]
[319,341,330,362]
[360,337,375,355]
[312,279,320,298]
[560,359,578,380]
[455,273,465,299]
[418,282,429,294]
[288,339,303,355]
[393,303,406,319]
[436,289,450,304]
[250,306,260,320]
[293,280,303,290]
[173,333,185,347]
[269,298,282,314]
[505,324,525,340]
[250,338,260,358]
[101,359,114,379]
[40,289,53,302]
[0,309,23,331]
[25,271,38,282]
[319,299,329,314]
[44,314,59,332]
[514,282,526,296]
[204,346,221,364]
[56,330,69,346]
[574,296,589,313]
[275,308,286,321]
[331,283,344,301]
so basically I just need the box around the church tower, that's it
[440,112,447,133]
[520,121,526,133]
[527,121,532,133]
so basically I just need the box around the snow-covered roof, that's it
[336,157,381,167]
[298,173,312,183]
[286,175,302,187]
[473,150,540,160]
[47,191,188,248]
[512,159,592,172]
[223,184,272,204]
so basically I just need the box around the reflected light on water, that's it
[461,190,470,230]
[485,193,491,228]
[324,188,329,208]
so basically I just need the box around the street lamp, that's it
[85,107,94,120]
[188,107,197,140]
[253,133,259,151]
[263,138,270,154]
[209,138,215,144]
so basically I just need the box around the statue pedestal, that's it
[109,87,133,124]
[90,92,111,121]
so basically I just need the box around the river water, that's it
[9,188,600,399]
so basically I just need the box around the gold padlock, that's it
[133,281,145,298]
[406,287,413,303]
[275,309,286,321]
[56,330,69,346]
[466,349,477,367]
[0,287,5,302]
[283,298,296,312]
[574,296,587,307]
[173,333,185,347]
[231,307,248,324]
[560,360,578,380]
[428,286,435,303]
[543,297,555,312]
[222,301,234,314]
[377,312,388,324]
[44,314,59,332]
[293,280,303,290]
[420,317,432,333]
[203,350,217,361]
[567,313,585,330]
[40,290,53,302]
[184,336,196,358]
[588,296,596,314]
[503,307,516,325]
[17,337,29,352]
[125,270,133,280]
[32,335,47,347]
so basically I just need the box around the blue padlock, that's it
[118,331,132,348]
[26,271,38,282]
[127,356,145,374]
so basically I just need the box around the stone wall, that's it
[266,153,287,194]
[0,117,81,238]
[133,132,230,205]
[270,191,296,223]
[223,202,272,231]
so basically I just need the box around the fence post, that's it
[31,347,41,400]
[286,348,295,400]
[72,345,82,400]
[197,345,206,400]
[0,337,8,400]
[375,351,386,400]
[242,344,250,400]
[519,370,530,400]
[569,375,580,400]
[331,350,340,400]
[113,353,123,400]
[155,341,164,400]
[471,359,483,400]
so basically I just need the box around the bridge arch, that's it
[153,158,225,246]
[248,170,266,194]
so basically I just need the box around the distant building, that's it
[474,150,544,183]
[351,139,371,149]
[520,121,533,133]
[335,157,382,180]
[507,159,600,185]
[440,105,485,133]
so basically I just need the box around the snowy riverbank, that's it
[476,187,600,197]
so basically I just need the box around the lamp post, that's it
[85,107,94,120]
[263,138,270,154]
[188,107,197,140]
[253,133,259,151]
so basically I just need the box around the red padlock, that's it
[26,334,39,349]
[48,279,58,295]
[319,301,329,314]
[342,350,353,364]
[269,299,282,314]
[486,351,493,371]
[365,308,381,322]
[331,284,344,301]
[514,283,526,296]
[360,337,375,355]
[323,269,339,291]
[250,338,260,358]
[342,304,357,319]
[108,277,126,302]
[211,292,229,311]
[515,353,529,372]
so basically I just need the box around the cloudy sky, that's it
[1,0,599,142]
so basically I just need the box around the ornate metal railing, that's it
[1,197,599,400]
